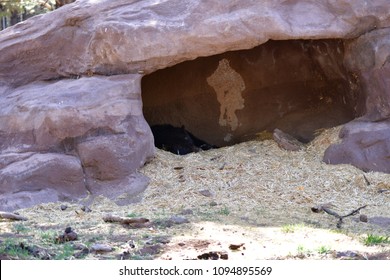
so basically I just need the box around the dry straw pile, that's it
[134,126,390,233]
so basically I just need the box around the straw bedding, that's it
[133,126,389,233]
[1,126,388,259]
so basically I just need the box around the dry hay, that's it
[133,125,389,233]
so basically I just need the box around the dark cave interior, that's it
[142,39,364,152]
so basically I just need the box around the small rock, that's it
[229,243,245,250]
[91,244,113,253]
[81,205,92,212]
[138,244,161,256]
[60,205,68,211]
[209,201,218,207]
[378,189,389,193]
[359,214,368,223]
[336,250,360,259]
[273,128,304,151]
[169,216,189,225]
[199,189,213,197]
[197,251,228,260]
[174,166,184,170]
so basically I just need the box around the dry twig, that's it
[0,211,28,221]
[103,214,149,225]
[313,204,367,228]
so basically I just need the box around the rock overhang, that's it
[141,38,362,147]
[1,0,390,87]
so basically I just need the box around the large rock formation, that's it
[323,28,390,173]
[1,0,390,210]
[0,75,153,210]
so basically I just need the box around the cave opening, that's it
[141,39,364,154]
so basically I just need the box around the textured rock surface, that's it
[1,0,390,210]
[0,153,85,211]
[0,75,154,211]
[324,120,390,173]
[142,39,358,146]
[324,28,390,172]
[1,0,390,88]
[344,28,390,121]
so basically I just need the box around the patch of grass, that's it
[0,239,33,259]
[195,208,215,221]
[54,243,75,260]
[296,245,312,258]
[126,212,142,218]
[12,223,29,234]
[281,224,295,233]
[196,205,231,221]
[39,231,57,244]
[329,228,344,234]
[317,245,331,255]
[281,223,305,233]
[217,206,230,216]
[362,234,390,246]
[297,245,305,254]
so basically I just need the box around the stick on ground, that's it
[0,211,28,221]
[312,204,367,228]
[103,214,149,225]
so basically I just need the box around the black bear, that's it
[150,125,216,155]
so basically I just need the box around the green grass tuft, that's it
[362,234,390,246]
[317,245,331,255]
[281,223,305,233]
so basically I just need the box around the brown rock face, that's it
[0,75,154,211]
[1,0,390,88]
[324,120,390,173]
[142,39,360,146]
[324,29,390,172]
[1,0,390,210]
[0,153,85,211]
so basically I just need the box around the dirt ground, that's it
[0,127,389,260]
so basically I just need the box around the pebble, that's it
[81,205,92,212]
[359,214,368,223]
[90,244,113,253]
[169,216,189,225]
[336,250,359,259]
[209,201,218,207]
[199,189,213,197]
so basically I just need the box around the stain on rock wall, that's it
[206,59,245,132]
